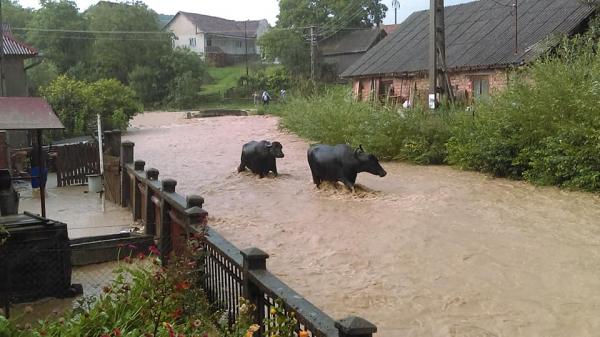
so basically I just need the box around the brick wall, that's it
[352,68,509,104]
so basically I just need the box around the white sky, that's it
[15,0,476,25]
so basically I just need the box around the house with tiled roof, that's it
[319,28,387,81]
[165,12,269,66]
[1,24,38,97]
[342,0,596,104]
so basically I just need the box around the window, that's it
[206,37,212,47]
[189,38,196,47]
[472,75,490,98]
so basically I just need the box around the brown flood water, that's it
[126,111,600,337]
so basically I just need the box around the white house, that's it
[165,12,269,65]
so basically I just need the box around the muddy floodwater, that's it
[126,112,600,337]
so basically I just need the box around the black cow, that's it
[307,144,386,191]
[238,141,284,178]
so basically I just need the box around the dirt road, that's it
[126,112,600,337]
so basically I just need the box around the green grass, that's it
[201,64,283,96]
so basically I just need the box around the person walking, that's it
[262,90,271,105]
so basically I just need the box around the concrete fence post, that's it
[241,248,269,328]
[335,316,377,337]
[120,141,134,207]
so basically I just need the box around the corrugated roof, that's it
[2,32,38,57]
[342,0,595,78]
[320,28,386,56]
[177,12,264,38]
[0,97,64,130]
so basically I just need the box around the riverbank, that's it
[125,112,600,337]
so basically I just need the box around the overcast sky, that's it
[16,0,477,25]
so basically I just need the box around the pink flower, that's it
[149,245,160,255]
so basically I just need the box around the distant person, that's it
[280,89,286,101]
[262,90,271,105]
[253,91,259,105]
[30,140,48,189]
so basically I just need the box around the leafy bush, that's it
[448,29,600,188]
[42,75,143,137]
[270,87,455,163]
[0,241,220,337]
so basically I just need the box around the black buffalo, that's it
[307,144,386,191]
[238,141,284,178]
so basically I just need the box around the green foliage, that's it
[0,239,223,337]
[27,61,59,96]
[168,71,203,109]
[1,0,33,40]
[276,0,388,28]
[84,1,172,83]
[26,0,89,73]
[270,87,454,164]
[263,300,298,337]
[41,75,142,136]
[258,29,310,76]
[447,27,600,190]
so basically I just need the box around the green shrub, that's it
[271,87,455,163]
[41,75,142,137]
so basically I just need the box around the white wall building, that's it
[165,12,269,65]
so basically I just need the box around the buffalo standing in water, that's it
[307,144,387,191]
[238,141,284,178]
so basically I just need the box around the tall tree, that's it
[26,0,89,73]
[85,0,171,83]
[1,0,33,39]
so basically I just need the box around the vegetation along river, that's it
[125,111,600,337]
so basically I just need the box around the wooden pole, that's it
[97,114,105,211]
[36,130,46,217]
[428,0,438,109]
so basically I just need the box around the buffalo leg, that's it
[238,154,247,173]
[270,158,278,177]
[340,178,355,192]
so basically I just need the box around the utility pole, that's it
[244,20,249,77]
[0,0,5,97]
[392,0,400,25]
[514,0,518,55]
[310,26,316,83]
[428,0,453,109]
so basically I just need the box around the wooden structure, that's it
[0,97,64,217]
[120,141,378,337]
[55,143,100,187]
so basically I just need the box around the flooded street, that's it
[126,112,600,337]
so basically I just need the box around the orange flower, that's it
[170,308,183,319]
[175,280,191,291]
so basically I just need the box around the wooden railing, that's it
[120,141,377,337]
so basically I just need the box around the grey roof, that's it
[0,97,64,130]
[177,12,263,38]
[320,28,386,56]
[342,0,595,78]
[2,32,37,57]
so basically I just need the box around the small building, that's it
[165,12,269,66]
[1,25,38,97]
[342,0,596,104]
[319,28,386,81]
[1,25,39,151]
